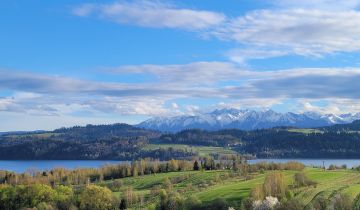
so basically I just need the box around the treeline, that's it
[3,121,360,159]
[320,119,360,132]
[156,129,240,146]
[0,159,307,210]
[53,124,160,142]
[0,124,188,160]
[0,159,196,186]
[0,156,249,186]
[155,125,360,158]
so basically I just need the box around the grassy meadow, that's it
[103,167,360,209]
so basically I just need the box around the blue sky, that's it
[2,0,360,131]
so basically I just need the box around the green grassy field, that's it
[7,132,62,139]
[287,128,324,134]
[103,167,360,208]
[142,144,237,156]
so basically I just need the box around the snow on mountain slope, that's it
[137,108,360,132]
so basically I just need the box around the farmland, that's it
[103,167,360,209]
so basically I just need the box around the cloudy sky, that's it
[2,0,360,131]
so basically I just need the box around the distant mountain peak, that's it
[137,108,360,132]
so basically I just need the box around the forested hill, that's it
[155,120,360,158]
[0,124,164,160]
[2,121,360,159]
[53,123,161,142]
[321,119,360,132]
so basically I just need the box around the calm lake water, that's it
[0,159,360,173]
[0,160,124,173]
[248,159,360,169]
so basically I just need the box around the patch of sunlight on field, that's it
[142,144,237,156]
[288,128,323,134]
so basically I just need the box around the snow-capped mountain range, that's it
[137,108,360,132]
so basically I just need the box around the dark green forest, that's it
[1,121,360,159]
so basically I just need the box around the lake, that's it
[0,159,360,173]
[248,159,360,169]
[0,160,124,173]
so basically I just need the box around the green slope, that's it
[103,168,360,208]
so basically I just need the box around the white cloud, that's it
[109,61,249,85]
[293,98,360,115]
[0,112,128,132]
[3,65,360,124]
[214,9,360,60]
[226,48,289,64]
[216,98,284,110]
[184,105,200,116]
[299,100,341,114]
[171,102,179,109]
[272,0,360,11]
[72,1,360,62]
[85,96,170,116]
[72,3,94,16]
[72,1,226,30]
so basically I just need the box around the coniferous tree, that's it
[193,161,200,171]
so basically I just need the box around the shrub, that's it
[156,190,185,210]
[353,193,360,210]
[185,195,202,210]
[283,162,305,171]
[333,193,352,210]
[250,185,264,200]
[294,172,317,187]
[106,180,123,191]
[119,198,127,210]
[312,195,328,210]
[36,202,57,210]
[163,177,173,191]
[276,199,304,210]
[55,185,74,210]
[20,184,57,207]
[206,198,229,210]
[79,185,114,210]
[252,196,279,210]
[241,198,254,210]
[263,172,286,198]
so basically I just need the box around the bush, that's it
[206,198,229,210]
[312,195,328,210]
[55,185,74,210]
[156,190,185,210]
[241,198,254,210]
[250,185,264,200]
[263,172,286,198]
[185,195,202,210]
[36,202,57,210]
[294,172,317,187]
[354,193,360,210]
[106,180,123,191]
[20,184,57,207]
[79,185,114,210]
[276,199,304,210]
[252,196,279,210]
[333,193,352,210]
